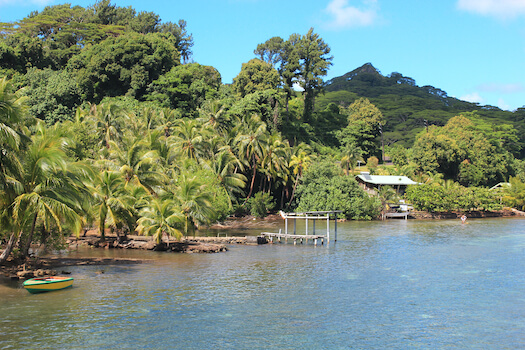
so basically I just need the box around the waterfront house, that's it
[355,172,419,195]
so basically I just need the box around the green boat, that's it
[23,276,74,294]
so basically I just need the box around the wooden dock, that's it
[384,212,410,220]
[260,210,343,245]
[261,230,326,245]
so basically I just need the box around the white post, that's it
[305,214,308,243]
[334,213,338,242]
[305,214,308,235]
[326,214,330,244]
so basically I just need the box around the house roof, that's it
[355,173,419,186]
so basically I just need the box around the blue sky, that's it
[1,0,524,110]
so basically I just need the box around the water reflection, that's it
[1,218,524,349]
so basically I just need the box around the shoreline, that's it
[2,209,524,280]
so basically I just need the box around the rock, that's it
[17,270,34,278]
[144,241,156,250]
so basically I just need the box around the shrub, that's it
[246,192,275,218]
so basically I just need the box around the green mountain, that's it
[317,63,525,154]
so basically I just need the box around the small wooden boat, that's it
[23,276,74,294]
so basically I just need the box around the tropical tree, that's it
[136,198,184,244]
[168,118,210,161]
[232,59,280,97]
[108,135,164,195]
[0,78,30,263]
[295,28,333,122]
[89,102,129,149]
[234,114,268,201]
[169,174,215,237]
[260,133,288,193]
[2,124,85,262]
[340,143,363,175]
[503,177,525,210]
[287,143,313,207]
[203,150,246,208]
[89,170,134,242]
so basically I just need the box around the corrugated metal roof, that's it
[355,174,419,186]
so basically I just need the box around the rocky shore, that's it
[1,228,258,280]
[3,210,524,281]
[408,208,525,219]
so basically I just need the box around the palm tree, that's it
[377,185,398,220]
[169,174,215,237]
[198,100,229,132]
[340,143,363,176]
[234,114,268,201]
[108,135,165,195]
[203,150,247,208]
[0,78,30,263]
[89,103,129,150]
[168,118,210,162]
[2,123,84,262]
[136,198,184,244]
[89,170,135,242]
[287,143,313,207]
[261,133,288,194]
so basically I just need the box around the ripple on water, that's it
[0,218,524,349]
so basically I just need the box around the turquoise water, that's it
[1,218,524,349]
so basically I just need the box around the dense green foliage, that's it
[1,2,524,264]
[320,63,525,156]
[295,160,381,220]
[405,184,503,212]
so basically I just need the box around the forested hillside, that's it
[319,63,525,152]
[1,1,524,262]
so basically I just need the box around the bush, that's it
[246,192,275,218]
[295,159,381,220]
[405,184,503,212]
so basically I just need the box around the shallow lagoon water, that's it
[1,218,524,349]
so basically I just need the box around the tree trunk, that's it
[21,213,38,259]
[287,174,300,208]
[0,231,20,264]
[244,156,257,203]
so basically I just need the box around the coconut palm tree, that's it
[108,135,165,195]
[203,150,247,208]
[168,118,210,162]
[261,133,288,194]
[287,143,313,207]
[136,198,184,244]
[198,100,229,133]
[2,123,85,262]
[168,174,215,237]
[340,143,363,176]
[234,114,268,201]
[0,78,31,263]
[89,103,129,150]
[89,170,135,242]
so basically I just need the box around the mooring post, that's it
[305,214,308,243]
[294,218,296,235]
[285,217,288,235]
[313,219,316,234]
[326,214,330,244]
[334,213,338,242]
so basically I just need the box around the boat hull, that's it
[23,276,74,294]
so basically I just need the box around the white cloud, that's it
[460,92,484,104]
[0,0,54,6]
[478,82,525,93]
[323,0,379,30]
[497,98,511,110]
[457,0,525,19]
